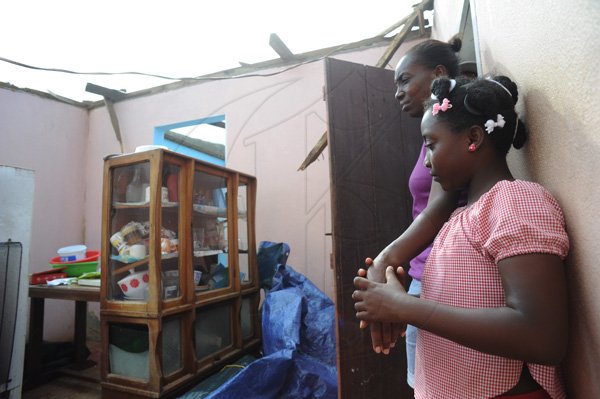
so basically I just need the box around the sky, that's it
[1,0,414,102]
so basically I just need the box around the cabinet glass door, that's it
[162,316,182,376]
[194,303,233,360]
[108,322,149,380]
[237,181,251,286]
[108,162,151,302]
[240,295,257,340]
[160,161,182,301]
[192,168,230,294]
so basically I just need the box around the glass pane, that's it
[109,162,151,302]
[192,169,230,294]
[194,304,232,359]
[162,317,182,376]
[241,296,254,340]
[108,323,149,380]
[161,162,181,300]
[237,183,250,285]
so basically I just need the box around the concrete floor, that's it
[21,336,101,399]
[22,373,101,399]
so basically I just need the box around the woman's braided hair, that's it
[407,36,462,78]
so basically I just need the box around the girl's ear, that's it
[434,64,448,77]
[467,124,486,150]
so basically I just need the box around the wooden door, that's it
[326,57,422,399]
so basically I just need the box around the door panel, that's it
[326,57,422,399]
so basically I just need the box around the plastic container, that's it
[125,165,144,202]
[52,261,99,277]
[57,245,87,262]
[49,250,100,265]
[30,267,68,284]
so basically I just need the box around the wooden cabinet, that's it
[99,149,260,398]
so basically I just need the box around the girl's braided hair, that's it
[426,75,527,155]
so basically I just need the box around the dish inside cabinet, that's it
[108,162,151,302]
[192,169,231,294]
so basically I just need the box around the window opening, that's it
[154,116,226,166]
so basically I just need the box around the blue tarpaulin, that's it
[257,241,290,290]
[202,263,338,399]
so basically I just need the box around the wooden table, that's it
[27,284,100,385]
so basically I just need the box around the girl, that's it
[353,75,569,399]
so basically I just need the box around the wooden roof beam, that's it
[269,33,296,61]
[85,83,126,153]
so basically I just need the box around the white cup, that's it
[129,244,147,259]
[161,187,170,203]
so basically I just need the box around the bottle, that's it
[125,165,143,202]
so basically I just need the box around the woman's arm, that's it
[354,253,568,365]
[367,183,458,282]
[363,183,459,353]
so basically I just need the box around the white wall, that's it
[431,0,465,42]
[433,1,600,397]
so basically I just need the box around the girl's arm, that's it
[354,253,568,365]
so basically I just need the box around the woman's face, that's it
[420,111,471,192]
[395,54,436,118]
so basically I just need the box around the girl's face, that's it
[394,54,435,118]
[420,111,472,192]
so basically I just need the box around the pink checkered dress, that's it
[415,180,569,399]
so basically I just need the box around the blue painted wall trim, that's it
[154,115,226,166]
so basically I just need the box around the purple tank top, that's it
[407,145,432,280]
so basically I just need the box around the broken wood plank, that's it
[375,12,418,68]
[269,33,295,61]
[297,130,328,171]
[298,0,433,171]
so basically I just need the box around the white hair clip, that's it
[484,114,505,134]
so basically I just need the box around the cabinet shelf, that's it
[113,201,179,209]
[109,252,180,276]
[111,257,149,275]
[193,250,223,257]
[193,204,226,217]
[192,204,247,219]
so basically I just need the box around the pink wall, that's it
[0,88,89,339]
[433,1,600,397]
[0,38,423,341]
[83,41,421,302]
